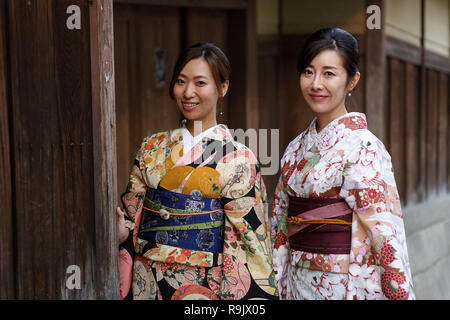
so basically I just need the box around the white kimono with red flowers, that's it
[271,112,415,300]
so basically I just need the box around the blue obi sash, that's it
[138,187,225,254]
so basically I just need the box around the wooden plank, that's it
[257,36,280,205]
[114,3,142,194]
[388,58,405,203]
[8,0,97,299]
[349,37,365,114]
[227,9,247,131]
[0,0,15,300]
[386,36,450,74]
[418,0,427,202]
[134,6,181,137]
[426,69,438,198]
[365,0,386,143]
[404,62,420,205]
[113,0,247,9]
[7,0,57,297]
[186,8,227,49]
[114,3,182,201]
[226,5,258,132]
[245,0,259,130]
[89,0,120,299]
[113,8,132,200]
[437,72,448,194]
[54,0,99,299]
[386,35,422,66]
[52,0,97,299]
[425,49,450,74]
[258,38,279,132]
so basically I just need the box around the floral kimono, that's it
[271,112,415,300]
[119,124,278,300]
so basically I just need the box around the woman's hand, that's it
[117,207,130,245]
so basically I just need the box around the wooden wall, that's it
[114,4,183,200]
[1,0,257,299]
[385,37,449,206]
[0,0,119,299]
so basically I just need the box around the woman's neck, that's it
[316,105,348,133]
[186,119,217,137]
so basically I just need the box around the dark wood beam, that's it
[365,0,386,142]
[113,0,247,9]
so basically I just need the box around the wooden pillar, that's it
[89,0,119,299]
[0,0,15,300]
[365,0,386,142]
[245,0,258,130]
[418,0,427,201]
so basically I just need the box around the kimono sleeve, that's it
[270,175,290,299]
[118,138,148,299]
[219,147,278,298]
[340,134,415,300]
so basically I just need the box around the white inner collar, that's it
[182,123,221,153]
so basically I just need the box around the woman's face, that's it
[173,57,228,127]
[300,49,359,118]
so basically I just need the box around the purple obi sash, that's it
[287,197,352,254]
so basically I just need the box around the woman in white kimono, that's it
[116,43,277,300]
[271,28,415,300]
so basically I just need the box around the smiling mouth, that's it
[309,94,328,101]
[182,102,199,111]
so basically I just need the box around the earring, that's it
[219,99,223,116]
[348,92,352,97]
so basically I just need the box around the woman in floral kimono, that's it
[271,28,415,300]
[117,43,277,300]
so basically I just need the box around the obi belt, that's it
[287,197,352,254]
[138,187,225,254]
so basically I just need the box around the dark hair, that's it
[297,28,360,81]
[169,42,231,100]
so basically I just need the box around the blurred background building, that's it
[0,0,449,299]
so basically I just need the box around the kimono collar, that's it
[169,123,234,145]
[308,112,368,150]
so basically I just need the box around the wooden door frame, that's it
[86,0,258,298]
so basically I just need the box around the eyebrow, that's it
[307,65,339,70]
[178,73,209,80]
